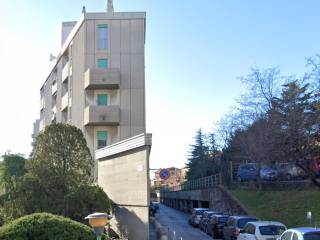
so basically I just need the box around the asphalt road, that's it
[156,204,213,240]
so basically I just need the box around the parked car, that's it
[260,165,278,181]
[277,227,320,240]
[237,163,258,182]
[199,211,213,231]
[311,156,320,177]
[277,163,306,180]
[238,221,286,240]
[206,214,229,238]
[199,211,211,231]
[200,211,223,232]
[222,216,258,240]
[188,208,208,227]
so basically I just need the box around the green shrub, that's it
[0,212,96,240]
[65,185,112,224]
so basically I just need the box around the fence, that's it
[160,173,221,193]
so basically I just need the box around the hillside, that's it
[231,190,320,228]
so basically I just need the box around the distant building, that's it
[153,167,187,188]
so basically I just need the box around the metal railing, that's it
[160,174,221,193]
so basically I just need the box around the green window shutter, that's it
[97,131,108,149]
[97,131,107,141]
[98,24,108,49]
[97,94,108,106]
[98,24,108,28]
[98,59,108,69]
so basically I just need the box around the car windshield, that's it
[238,218,257,228]
[218,217,229,223]
[196,210,205,215]
[304,232,320,240]
[259,225,286,235]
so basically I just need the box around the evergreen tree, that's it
[186,129,208,180]
[270,81,316,162]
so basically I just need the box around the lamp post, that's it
[307,211,312,226]
[85,212,112,240]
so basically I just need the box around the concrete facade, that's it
[160,186,249,215]
[96,133,152,240]
[33,9,146,173]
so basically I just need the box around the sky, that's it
[0,0,320,170]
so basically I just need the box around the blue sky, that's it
[0,1,320,170]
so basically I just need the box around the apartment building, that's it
[33,5,146,164]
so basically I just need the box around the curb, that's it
[150,216,168,240]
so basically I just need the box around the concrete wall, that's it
[161,186,249,216]
[97,133,151,240]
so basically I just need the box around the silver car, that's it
[277,227,320,240]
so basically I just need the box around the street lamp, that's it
[307,211,312,226]
[85,212,112,240]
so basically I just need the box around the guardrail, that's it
[160,174,221,193]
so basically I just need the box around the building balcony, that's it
[61,92,69,111]
[52,81,57,95]
[40,97,45,110]
[84,105,120,126]
[84,68,120,90]
[62,62,72,83]
[39,119,45,132]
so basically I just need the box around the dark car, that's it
[277,163,306,180]
[222,216,258,240]
[311,156,320,177]
[237,163,258,182]
[199,211,212,231]
[188,208,209,227]
[260,165,278,181]
[207,214,229,238]
[199,211,223,232]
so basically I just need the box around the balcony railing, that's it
[84,105,120,126]
[84,68,120,89]
[39,119,45,132]
[62,62,71,82]
[52,82,57,95]
[61,92,69,111]
[40,97,45,110]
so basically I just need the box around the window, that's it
[97,131,107,149]
[280,231,292,240]
[98,24,108,49]
[244,224,255,234]
[292,233,299,240]
[98,58,108,69]
[227,219,234,226]
[238,218,257,229]
[97,94,108,106]
[259,225,286,236]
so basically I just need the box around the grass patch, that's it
[231,190,320,228]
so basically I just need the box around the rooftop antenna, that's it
[82,6,86,14]
[50,53,56,61]
[107,0,114,13]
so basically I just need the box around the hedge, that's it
[0,212,97,240]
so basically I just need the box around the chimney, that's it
[107,0,114,13]
[82,6,86,14]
